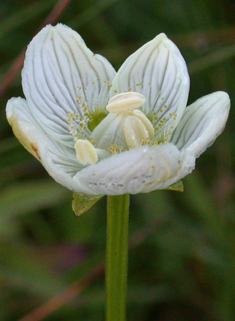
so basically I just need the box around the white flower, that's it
[6,24,230,196]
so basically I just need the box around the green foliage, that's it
[0,0,235,320]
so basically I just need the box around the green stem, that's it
[106,194,130,321]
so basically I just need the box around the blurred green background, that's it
[0,0,235,320]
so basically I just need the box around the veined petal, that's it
[91,112,129,151]
[22,24,116,147]
[73,143,186,195]
[110,33,189,127]
[171,92,230,157]
[154,149,195,191]
[6,97,85,192]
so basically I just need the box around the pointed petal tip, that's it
[26,24,84,50]
[154,32,167,40]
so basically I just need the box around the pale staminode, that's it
[106,91,146,113]
[74,139,98,165]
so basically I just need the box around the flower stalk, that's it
[106,194,130,321]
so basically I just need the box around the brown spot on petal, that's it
[31,144,41,160]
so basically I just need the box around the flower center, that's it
[69,91,177,166]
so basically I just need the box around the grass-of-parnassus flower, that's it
[6,24,230,198]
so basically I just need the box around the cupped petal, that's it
[110,33,189,127]
[73,143,194,195]
[6,97,85,192]
[171,91,230,158]
[22,24,116,147]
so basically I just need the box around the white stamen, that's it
[74,139,98,165]
[132,109,154,140]
[106,92,146,113]
[124,116,150,149]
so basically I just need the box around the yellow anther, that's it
[151,141,158,146]
[108,144,118,154]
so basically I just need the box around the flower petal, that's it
[171,91,230,157]
[156,149,195,191]
[110,33,189,126]
[73,143,194,195]
[22,24,116,147]
[6,97,85,192]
